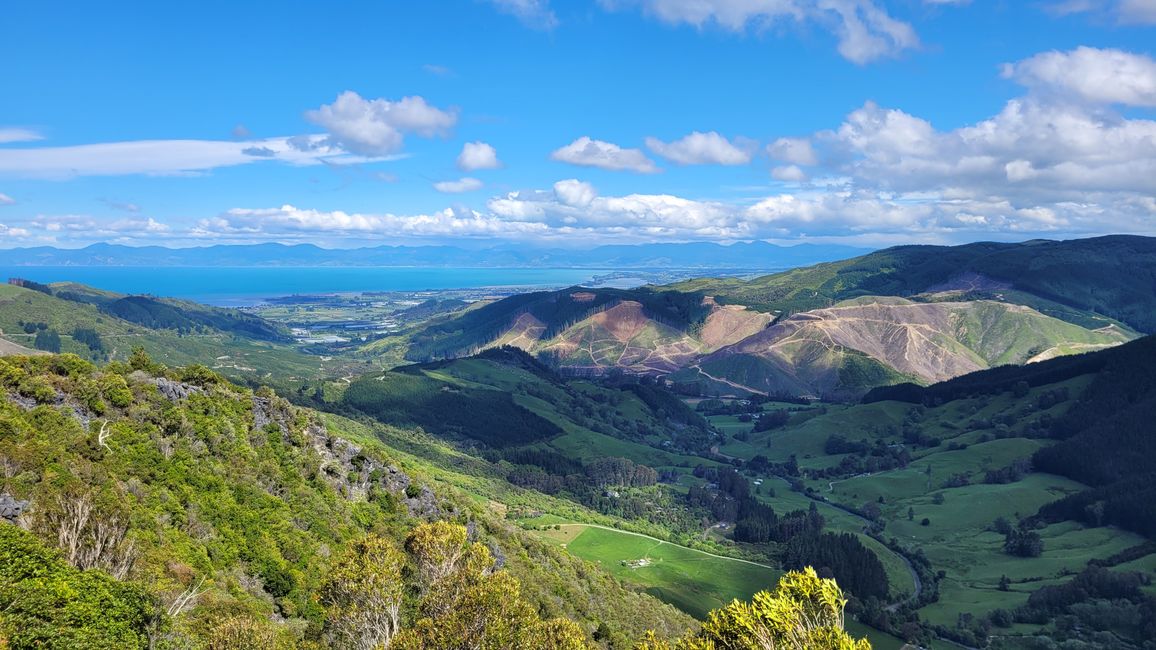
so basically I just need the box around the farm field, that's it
[530,523,909,650]
[695,382,1156,643]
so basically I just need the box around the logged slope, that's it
[406,287,771,374]
[671,235,1156,333]
[689,298,1133,399]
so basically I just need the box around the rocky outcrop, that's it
[0,493,29,524]
[148,376,204,402]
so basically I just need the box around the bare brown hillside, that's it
[693,298,1135,398]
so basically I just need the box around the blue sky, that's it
[1,0,1155,248]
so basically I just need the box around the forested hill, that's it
[868,334,1156,538]
[672,235,1156,333]
[0,351,696,648]
[12,279,289,342]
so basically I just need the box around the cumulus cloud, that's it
[457,141,502,171]
[0,193,14,206]
[645,131,753,165]
[193,204,550,240]
[1002,47,1156,107]
[29,214,170,237]
[771,165,808,182]
[0,128,43,144]
[602,0,919,64]
[0,224,31,238]
[768,137,819,166]
[818,97,1156,198]
[487,0,559,29]
[433,177,484,193]
[550,136,660,173]
[304,91,458,156]
[553,179,597,207]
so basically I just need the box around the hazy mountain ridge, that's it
[0,241,871,270]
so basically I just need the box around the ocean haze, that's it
[0,241,871,269]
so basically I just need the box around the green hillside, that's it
[0,351,696,648]
[0,283,332,380]
[698,336,1156,648]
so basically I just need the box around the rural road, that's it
[554,522,779,571]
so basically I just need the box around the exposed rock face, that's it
[149,377,204,402]
[252,396,289,435]
[0,493,29,524]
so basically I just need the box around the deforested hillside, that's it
[0,351,695,648]
[404,287,770,373]
[686,298,1134,399]
[672,235,1156,333]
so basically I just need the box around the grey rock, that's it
[0,493,29,524]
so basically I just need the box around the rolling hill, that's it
[0,281,331,379]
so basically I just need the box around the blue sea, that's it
[1,266,608,306]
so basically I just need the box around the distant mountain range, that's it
[0,241,871,270]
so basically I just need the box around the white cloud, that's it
[487,0,559,29]
[433,177,484,193]
[771,165,808,182]
[819,97,1156,198]
[1119,0,1156,23]
[603,0,919,64]
[553,179,598,207]
[1048,0,1156,24]
[645,131,753,165]
[768,137,819,166]
[29,214,170,236]
[457,141,502,171]
[0,128,43,144]
[0,136,378,179]
[0,193,14,206]
[550,136,660,173]
[1002,47,1156,107]
[304,91,457,156]
[194,204,550,240]
[0,224,31,238]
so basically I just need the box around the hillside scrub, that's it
[0,351,694,647]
